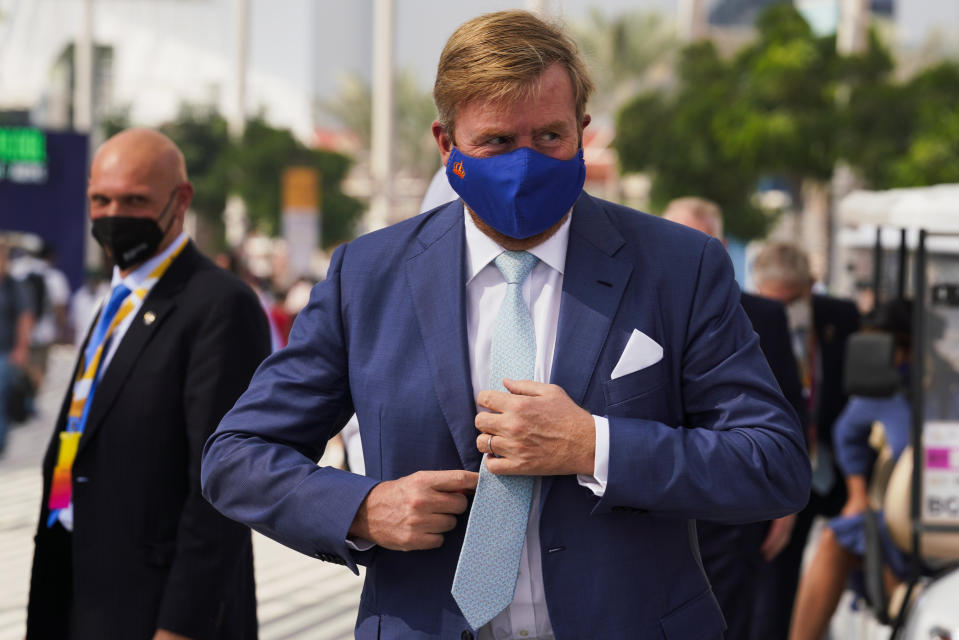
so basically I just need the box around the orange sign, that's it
[282,167,320,210]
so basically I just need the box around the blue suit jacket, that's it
[202,194,810,639]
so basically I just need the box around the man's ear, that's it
[175,182,195,218]
[432,121,453,166]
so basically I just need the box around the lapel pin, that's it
[143,311,157,326]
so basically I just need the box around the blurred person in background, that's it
[27,128,270,640]
[789,299,913,640]
[215,249,286,351]
[664,197,807,640]
[0,241,34,456]
[749,241,860,640]
[13,241,71,389]
[203,11,809,639]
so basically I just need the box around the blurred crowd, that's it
[0,234,321,458]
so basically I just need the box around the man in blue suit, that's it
[202,11,810,640]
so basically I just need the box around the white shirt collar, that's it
[111,231,189,289]
[463,206,570,284]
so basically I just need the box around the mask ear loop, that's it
[155,187,180,235]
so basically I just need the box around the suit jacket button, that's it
[461,631,474,640]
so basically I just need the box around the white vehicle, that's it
[837,184,959,640]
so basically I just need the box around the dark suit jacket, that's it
[202,194,810,639]
[812,293,861,458]
[27,242,270,640]
[741,293,807,425]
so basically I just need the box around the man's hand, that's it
[349,470,477,551]
[474,379,595,476]
[153,630,192,640]
[760,514,796,562]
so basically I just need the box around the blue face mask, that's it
[446,145,586,239]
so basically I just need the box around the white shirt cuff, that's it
[576,415,609,496]
[346,537,375,551]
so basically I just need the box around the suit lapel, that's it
[78,246,192,453]
[545,194,631,502]
[406,202,482,471]
[550,194,631,404]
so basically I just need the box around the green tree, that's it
[717,5,838,183]
[843,59,959,188]
[235,116,363,245]
[616,40,774,239]
[100,107,363,249]
[615,5,841,239]
[159,105,232,238]
[834,29,908,188]
[889,63,959,186]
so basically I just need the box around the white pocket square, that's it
[610,329,663,380]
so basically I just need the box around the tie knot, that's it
[493,251,538,285]
[110,283,131,300]
[102,283,132,318]
[107,283,132,306]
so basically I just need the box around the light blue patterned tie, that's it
[452,250,539,630]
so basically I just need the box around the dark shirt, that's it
[0,275,28,353]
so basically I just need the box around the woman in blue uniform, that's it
[789,299,912,640]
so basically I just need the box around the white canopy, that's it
[838,184,959,233]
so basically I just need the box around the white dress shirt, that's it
[58,232,189,531]
[462,210,609,640]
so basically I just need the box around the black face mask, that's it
[91,190,176,270]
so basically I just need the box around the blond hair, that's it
[752,242,813,288]
[433,10,594,139]
[663,197,724,239]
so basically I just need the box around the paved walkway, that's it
[0,346,363,640]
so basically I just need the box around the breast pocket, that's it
[603,359,665,405]
[601,359,673,423]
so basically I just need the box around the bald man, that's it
[26,129,271,640]
[664,197,807,640]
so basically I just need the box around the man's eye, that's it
[486,136,509,146]
[127,196,148,206]
[90,195,108,206]
[540,132,560,142]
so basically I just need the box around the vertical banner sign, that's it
[0,129,88,291]
[281,167,321,280]
[924,422,959,523]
